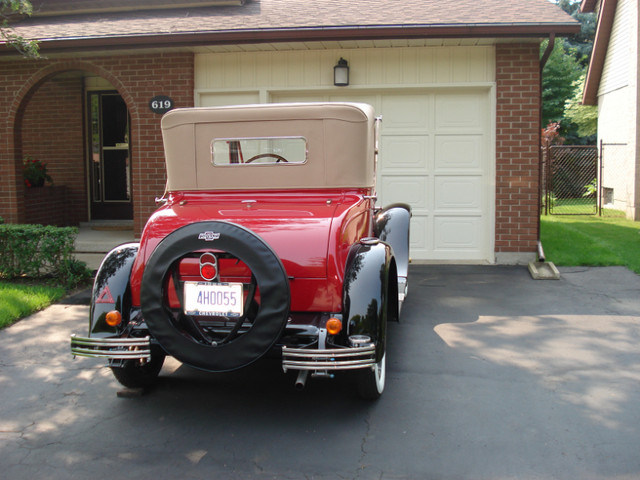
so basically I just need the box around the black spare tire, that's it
[140,221,290,372]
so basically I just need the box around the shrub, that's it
[58,258,94,288]
[0,224,92,288]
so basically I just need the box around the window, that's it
[603,187,614,205]
[212,137,307,166]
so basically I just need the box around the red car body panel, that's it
[129,189,374,313]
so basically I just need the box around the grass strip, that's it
[541,215,640,274]
[0,282,66,329]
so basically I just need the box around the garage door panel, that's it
[435,134,483,172]
[433,216,483,252]
[435,92,488,131]
[381,95,430,132]
[434,176,483,212]
[380,136,429,171]
[409,215,429,257]
[380,176,429,211]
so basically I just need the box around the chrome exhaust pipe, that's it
[294,370,308,390]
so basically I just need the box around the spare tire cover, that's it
[140,221,290,372]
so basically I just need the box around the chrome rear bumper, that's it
[282,344,376,372]
[70,334,151,361]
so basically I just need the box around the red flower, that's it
[22,155,52,187]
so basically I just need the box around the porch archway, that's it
[8,61,138,226]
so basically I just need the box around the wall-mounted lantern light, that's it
[333,58,349,86]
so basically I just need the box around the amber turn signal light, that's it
[326,317,342,335]
[105,310,122,327]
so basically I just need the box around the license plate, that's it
[183,282,244,317]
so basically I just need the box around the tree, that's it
[555,0,596,67]
[541,37,584,126]
[1,0,39,58]
[563,73,597,137]
[554,0,596,66]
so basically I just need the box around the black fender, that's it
[89,243,139,336]
[374,203,411,280]
[343,239,397,361]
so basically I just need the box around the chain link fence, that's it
[541,143,633,218]
[542,145,598,215]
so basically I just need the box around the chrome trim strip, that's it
[282,344,376,372]
[70,334,151,360]
[283,348,375,359]
[283,359,375,370]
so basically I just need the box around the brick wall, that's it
[0,52,194,234]
[495,43,541,258]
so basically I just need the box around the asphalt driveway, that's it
[1,265,639,479]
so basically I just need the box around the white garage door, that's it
[271,90,493,262]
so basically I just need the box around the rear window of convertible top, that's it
[211,137,307,166]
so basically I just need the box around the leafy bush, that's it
[0,224,92,288]
[583,178,598,198]
[58,258,93,288]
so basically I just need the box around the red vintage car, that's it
[71,102,410,399]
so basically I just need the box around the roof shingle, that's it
[5,0,580,53]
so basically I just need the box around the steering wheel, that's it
[244,154,288,164]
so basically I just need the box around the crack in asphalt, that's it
[354,412,372,480]
[0,420,35,434]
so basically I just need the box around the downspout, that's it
[537,33,555,262]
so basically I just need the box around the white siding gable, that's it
[599,0,633,95]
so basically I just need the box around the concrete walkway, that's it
[74,223,135,270]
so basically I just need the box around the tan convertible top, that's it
[161,102,376,191]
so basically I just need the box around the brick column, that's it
[495,43,541,263]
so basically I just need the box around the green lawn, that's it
[547,197,598,215]
[0,282,67,329]
[540,214,640,274]
[546,198,627,217]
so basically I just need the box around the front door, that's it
[87,91,133,220]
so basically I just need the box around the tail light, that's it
[199,253,218,281]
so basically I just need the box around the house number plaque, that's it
[149,95,174,114]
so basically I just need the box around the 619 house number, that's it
[149,95,174,114]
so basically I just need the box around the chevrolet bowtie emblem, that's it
[198,231,221,241]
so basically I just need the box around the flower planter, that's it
[24,185,68,226]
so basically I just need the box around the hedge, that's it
[0,224,81,281]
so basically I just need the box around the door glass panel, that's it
[103,149,130,201]
[89,94,101,202]
[101,95,128,146]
